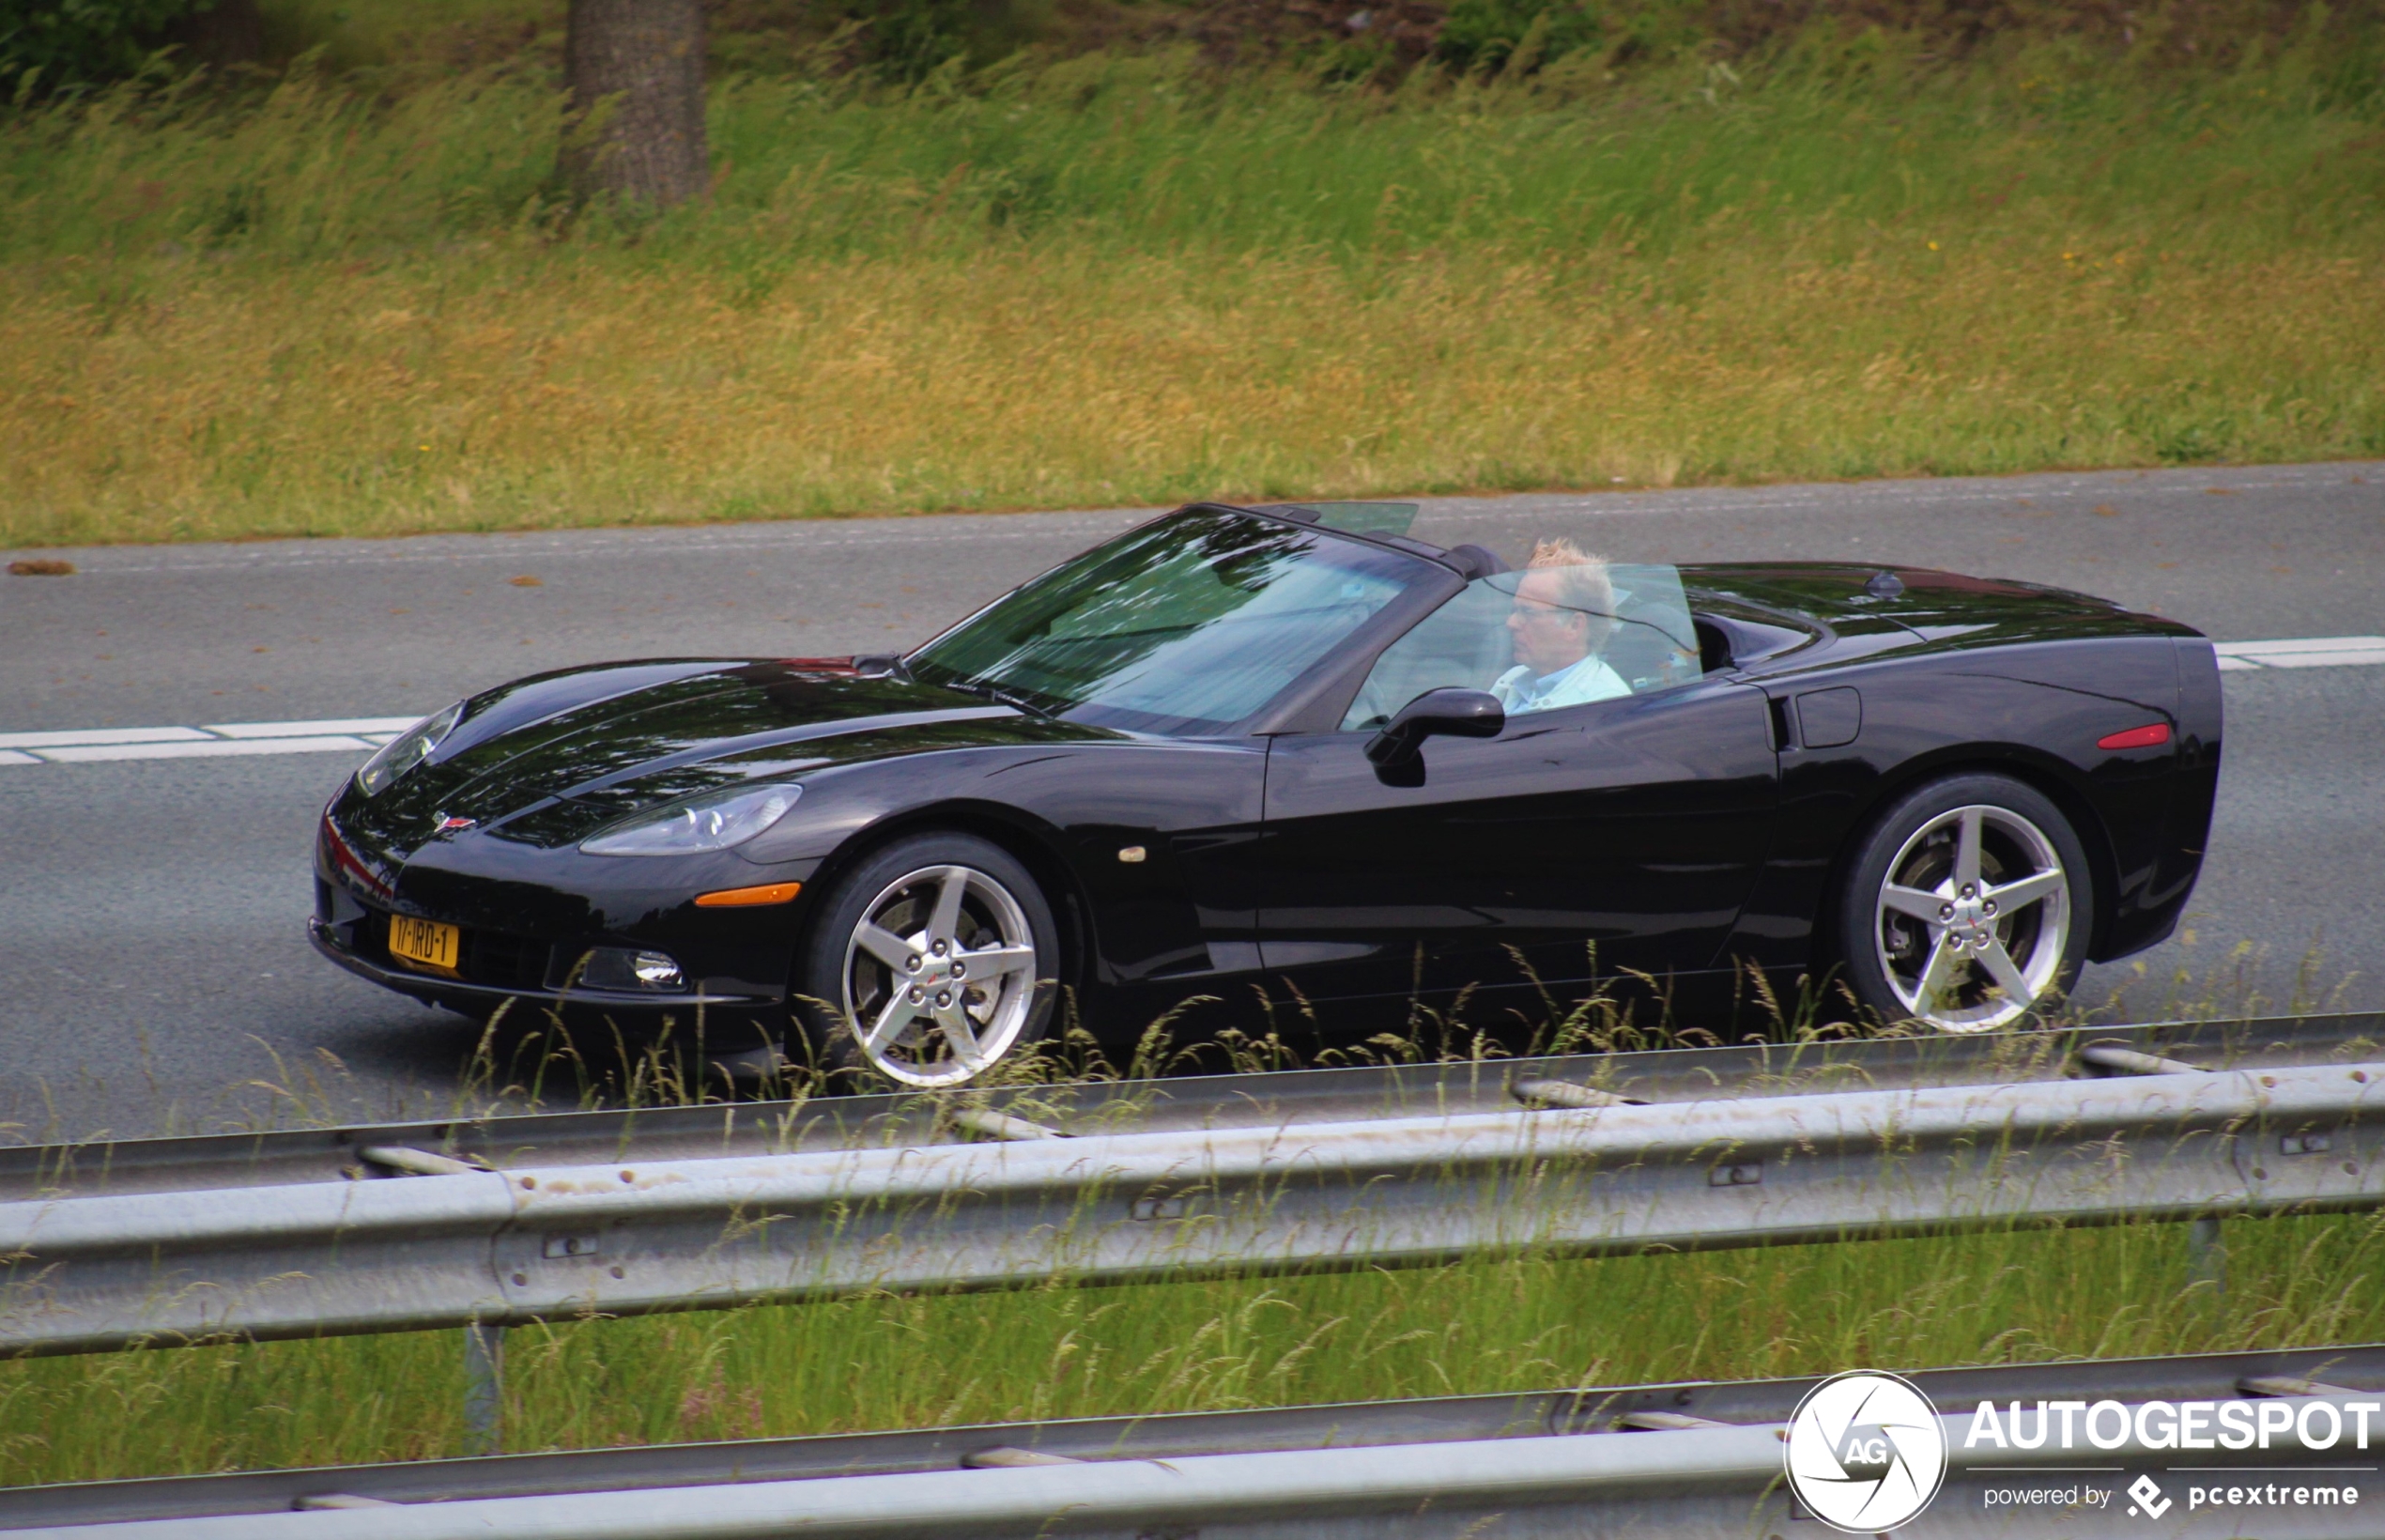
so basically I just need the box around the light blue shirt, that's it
[1491,654,1630,714]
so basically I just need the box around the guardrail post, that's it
[463,1321,505,1455]
[2187,1215,2225,1302]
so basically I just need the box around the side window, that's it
[1341,582,1513,731]
[1340,561,1703,731]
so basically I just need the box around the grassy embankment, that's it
[4,36,2381,550]
[2,1209,2380,1483]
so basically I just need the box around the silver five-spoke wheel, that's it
[1873,804,2070,1033]
[842,863,1040,1087]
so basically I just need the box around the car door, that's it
[1251,558,1779,1008]
[1002,735,1271,987]
[1255,681,1779,1005]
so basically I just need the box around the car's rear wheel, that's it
[792,832,1058,1087]
[1836,773,2093,1033]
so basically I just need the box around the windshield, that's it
[1254,501,1421,537]
[912,508,1440,735]
[1342,561,1702,731]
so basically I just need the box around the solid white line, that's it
[2211,636,2385,670]
[0,750,38,766]
[205,716,423,738]
[2220,635,2385,654]
[33,736,376,763]
[2220,652,2385,670]
[0,726,212,750]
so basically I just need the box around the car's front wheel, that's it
[792,831,1059,1088]
[1836,773,2093,1033]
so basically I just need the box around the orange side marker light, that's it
[2097,723,2172,751]
[695,882,803,908]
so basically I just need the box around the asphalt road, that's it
[5,460,2380,1142]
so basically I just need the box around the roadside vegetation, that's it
[0,941,2366,1484]
[2,1209,2380,1482]
[4,1,2382,548]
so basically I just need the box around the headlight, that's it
[579,783,801,856]
[356,701,464,798]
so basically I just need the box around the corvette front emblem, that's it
[435,814,476,834]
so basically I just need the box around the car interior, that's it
[1339,560,1705,731]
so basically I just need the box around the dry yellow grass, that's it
[6,235,2377,549]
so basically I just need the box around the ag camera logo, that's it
[1785,1371,1949,1532]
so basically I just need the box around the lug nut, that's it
[935,991,952,1009]
[1960,884,1976,900]
[905,954,921,971]
[908,986,924,1004]
[1939,902,1955,920]
[932,939,948,956]
[1983,900,1998,916]
[950,961,966,978]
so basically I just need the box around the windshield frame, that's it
[903,504,1464,739]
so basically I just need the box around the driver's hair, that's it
[1525,538,1618,647]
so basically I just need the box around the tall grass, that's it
[1,950,2369,1485]
[3,1210,2379,1484]
[3,38,2380,548]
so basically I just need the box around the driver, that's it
[1491,538,1629,714]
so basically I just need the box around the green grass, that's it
[4,1210,2380,1483]
[3,38,2381,547]
[0,949,2368,1486]
[14,33,2375,266]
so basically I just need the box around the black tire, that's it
[1834,773,2094,1033]
[789,831,1060,1087]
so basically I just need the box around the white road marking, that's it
[2212,637,2385,670]
[0,725,214,749]
[0,716,414,765]
[34,735,390,763]
[206,716,423,739]
[2,639,2376,764]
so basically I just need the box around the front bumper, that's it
[314,801,816,1014]
[308,918,778,1012]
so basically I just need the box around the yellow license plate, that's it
[388,915,461,974]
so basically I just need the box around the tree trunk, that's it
[159,0,265,73]
[561,0,708,210]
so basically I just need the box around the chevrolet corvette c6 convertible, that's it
[314,500,2220,1086]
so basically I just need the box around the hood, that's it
[344,659,1079,853]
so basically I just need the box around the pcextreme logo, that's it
[1784,1371,1949,1533]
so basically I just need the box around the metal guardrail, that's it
[4,1019,2380,1355]
[7,1345,2381,1535]
[6,1012,2375,1204]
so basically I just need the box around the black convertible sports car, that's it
[314,500,2220,1086]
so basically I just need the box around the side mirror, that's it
[1365,687,1505,769]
